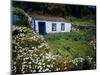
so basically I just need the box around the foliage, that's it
[12,1,96,73]
[12,1,96,19]
[12,26,55,74]
[15,19,30,27]
[67,16,96,26]
[12,26,96,74]
[12,7,32,28]
[44,31,96,58]
[44,31,95,42]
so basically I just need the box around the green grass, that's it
[46,39,92,58]
[44,32,95,58]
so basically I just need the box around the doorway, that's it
[38,22,46,35]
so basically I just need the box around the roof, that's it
[30,15,69,22]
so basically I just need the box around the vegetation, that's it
[12,1,96,74]
[67,16,96,26]
[12,1,96,20]
[12,26,96,74]
[44,32,96,58]
[12,7,32,27]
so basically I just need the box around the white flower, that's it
[37,65,42,69]
[50,64,53,67]
[13,62,16,65]
[45,53,52,59]
[29,65,32,68]
[38,62,42,65]
[42,63,45,66]
[64,67,67,70]
[44,68,50,72]
[87,56,93,62]
[25,57,29,60]
[47,65,50,68]
[41,59,44,62]
[22,71,25,74]
[29,62,32,65]
[32,70,36,72]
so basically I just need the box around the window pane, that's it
[52,23,56,31]
[61,23,65,31]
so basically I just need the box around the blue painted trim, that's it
[33,19,36,32]
[44,21,47,35]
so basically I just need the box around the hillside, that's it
[12,25,96,74]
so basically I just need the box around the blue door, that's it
[38,22,46,35]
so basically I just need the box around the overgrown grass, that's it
[44,32,95,42]
[44,32,95,58]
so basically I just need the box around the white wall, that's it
[46,21,71,33]
[34,20,71,33]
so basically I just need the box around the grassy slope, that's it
[44,32,95,58]
[46,39,92,58]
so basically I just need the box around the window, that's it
[12,15,20,25]
[52,23,56,31]
[61,23,65,31]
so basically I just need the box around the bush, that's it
[67,56,96,70]
[16,19,30,27]
[12,25,96,74]
[12,7,32,28]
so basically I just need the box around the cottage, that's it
[32,16,71,35]
[12,8,71,35]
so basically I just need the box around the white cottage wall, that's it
[34,20,71,33]
[35,20,39,32]
[46,21,71,33]
[65,23,71,32]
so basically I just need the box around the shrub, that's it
[12,25,96,74]
[12,7,32,28]
[16,19,29,27]
[82,56,96,70]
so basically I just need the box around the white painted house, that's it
[32,16,71,35]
